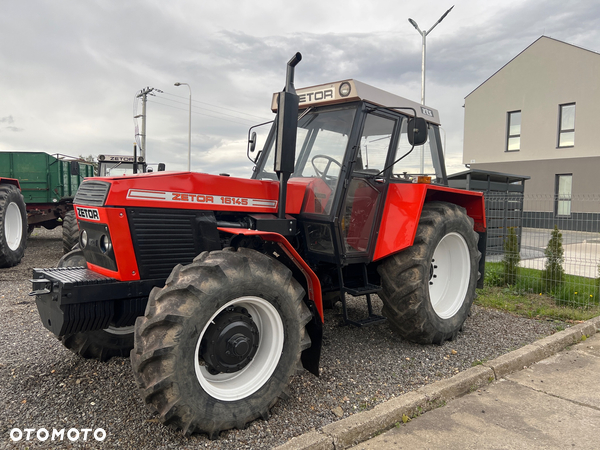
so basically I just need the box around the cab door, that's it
[338,111,399,262]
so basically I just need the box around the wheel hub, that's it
[200,306,259,374]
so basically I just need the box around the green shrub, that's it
[502,227,520,285]
[542,225,565,292]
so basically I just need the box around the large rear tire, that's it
[131,247,311,438]
[62,210,79,254]
[378,202,480,344]
[0,184,27,268]
[58,248,135,361]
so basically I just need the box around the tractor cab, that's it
[252,80,447,267]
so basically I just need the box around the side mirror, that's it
[407,117,428,147]
[247,131,261,163]
[158,163,166,172]
[248,131,257,154]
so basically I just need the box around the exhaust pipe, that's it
[274,52,302,219]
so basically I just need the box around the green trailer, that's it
[0,152,94,267]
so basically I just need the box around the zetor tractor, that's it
[31,53,486,438]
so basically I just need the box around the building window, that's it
[558,103,575,147]
[506,111,521,151]
[555,174,572,217]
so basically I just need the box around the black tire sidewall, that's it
[62,328,134,361]
[57,248,87,267]
[62,210,79,254]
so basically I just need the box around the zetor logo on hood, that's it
[76,207,100,221]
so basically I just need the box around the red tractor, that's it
[31,53,486,438]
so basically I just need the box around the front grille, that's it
[74,180,110,206]
[127,208,220,279]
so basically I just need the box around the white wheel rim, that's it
[429,232,470,319]
[194,296,284,402]
[104,325,135,335]
[5,202,23,251]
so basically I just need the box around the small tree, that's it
[79,154,98,176]
[543,225,565,292]
[502,227,520,285]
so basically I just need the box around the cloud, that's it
[1,0,599,176]
[0,116,23,132]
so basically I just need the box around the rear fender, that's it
[374,183,486,261]
[0,178,21,190]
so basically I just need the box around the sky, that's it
[1,0,600,177]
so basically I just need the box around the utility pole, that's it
[409,5,454,106]
[408,6,454,175]
[135,87,162,162]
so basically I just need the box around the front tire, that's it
[378,202,480,344]
[131,247,312,438]
[0,184,27,268]
[58,248,135,361]
[62,210,79,254]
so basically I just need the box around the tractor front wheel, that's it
[378,202,480,344]
[131,247,311,438]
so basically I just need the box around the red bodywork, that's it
[75,171,485,322]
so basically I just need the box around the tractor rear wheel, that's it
[0,184,27,268]
[378,202,480,344]
[58,249,135,361]
[62,210,79,254]
[131,247,311,438]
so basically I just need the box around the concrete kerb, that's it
[275,316,600,450]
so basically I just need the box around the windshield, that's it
[100,162,138,177]
[256,105,357,212]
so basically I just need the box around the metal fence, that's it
[483,194,600,310]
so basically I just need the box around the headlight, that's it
[80,230,88,248]
[100,234,111,254]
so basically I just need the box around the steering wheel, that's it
[311,155,342,179]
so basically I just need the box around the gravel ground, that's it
[0,228,567,449]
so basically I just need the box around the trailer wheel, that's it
[58,249,135,361]
[131,247,311,438]
[0,184,27,268]
[378,202,480,344]
[62,210,79,254]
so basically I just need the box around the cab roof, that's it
[272,79,440,125]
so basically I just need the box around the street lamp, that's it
[174,82,192,171]
[408,5,454,106]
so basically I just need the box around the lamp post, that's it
[174,82,192,171]
[408,5,454,106]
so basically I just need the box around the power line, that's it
[156,96,263,125]
[147,99,254,127]
[161,91,272,122]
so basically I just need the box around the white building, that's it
[463,36,600,231]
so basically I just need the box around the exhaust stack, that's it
[274,52,302,219]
